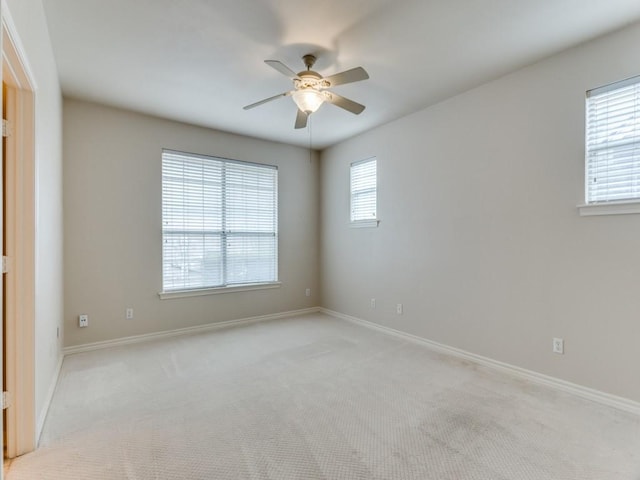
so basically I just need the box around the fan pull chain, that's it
[308,114,313,164]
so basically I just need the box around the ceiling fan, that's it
[243,54,369,129]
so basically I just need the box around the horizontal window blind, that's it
[586,76,640,203]
[350,158,377,222]
[162,150,277,292]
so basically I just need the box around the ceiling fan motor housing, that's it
[294,71,326,90]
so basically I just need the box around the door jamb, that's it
[1,9,37,458]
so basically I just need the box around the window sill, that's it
[578,201,640,216]
[350,219,380,228]
[158,282,281,299]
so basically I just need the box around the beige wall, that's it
[4,0,64,434]
[320,22,640,402]
[63,99,319,346]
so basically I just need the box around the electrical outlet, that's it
[370,298,376,309]
[396,303,403,315]
[553,337,564,354]
[126,308,134,320]
[79,314,88,328]
[305,288,311,297]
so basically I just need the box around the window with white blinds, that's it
[350,157,377,225]
[586,76,640,204]
[162,150,278,292]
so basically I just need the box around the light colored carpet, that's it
[7,313,640,479]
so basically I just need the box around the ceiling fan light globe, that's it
[292,89,324,114]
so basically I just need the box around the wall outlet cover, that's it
[553,337,564,354]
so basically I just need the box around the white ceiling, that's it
[42,0,640,149]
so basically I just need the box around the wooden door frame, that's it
[1,8,37,459]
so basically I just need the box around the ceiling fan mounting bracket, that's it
[302,54,317,70]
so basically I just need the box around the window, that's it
[584,75,640,212]
[350,157,378,227]
[161,150,278,293]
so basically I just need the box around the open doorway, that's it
[1,13,37,463]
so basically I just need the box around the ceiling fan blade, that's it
[265,60,300,79]
[322,67,369,87]
[294,109,308,129]
[243,91,290,110]
[325,92,366,115]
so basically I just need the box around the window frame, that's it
[580,75,640,216]
[350,157,379,228]
[160,149,279,297]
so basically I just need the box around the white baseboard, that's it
[36,353,64,445]
[321,308,640,416]
[63,307,321,356]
